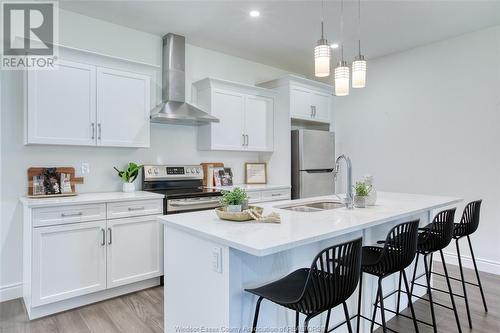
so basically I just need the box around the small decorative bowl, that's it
[215,206,264,222]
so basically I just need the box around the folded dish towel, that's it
[247,209,281,224]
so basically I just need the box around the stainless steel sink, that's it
[276,201,345,212]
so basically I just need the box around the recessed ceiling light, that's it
[249,10,260,17]
[330,43,339,49]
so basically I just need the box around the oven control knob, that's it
[186,168,191,174]
[153,168,159,175]
[147,168,152,174]
[196,168,200,174]
[191,168,196,173]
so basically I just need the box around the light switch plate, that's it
[212,247,222,273]
[81,162,90,174]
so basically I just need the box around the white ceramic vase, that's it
[122,182,135,193]
[227,205,242,213]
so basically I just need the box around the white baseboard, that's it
[0,282,22,302]
[435,251,500,276]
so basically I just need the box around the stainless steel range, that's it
[142,164,222,214]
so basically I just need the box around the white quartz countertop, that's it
[206,184,290,192]
[158,192,461,256]
[20,191,164,207]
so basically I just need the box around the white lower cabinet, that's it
[32,220,107,306]
[22,195,164,319]
[107,216,163,288]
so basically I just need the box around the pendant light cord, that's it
[321,0,325,39]
[340,0,344,61]
[358,0,362,56]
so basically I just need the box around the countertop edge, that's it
[159,196,462,257]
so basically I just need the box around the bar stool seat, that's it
[246,238,362,333]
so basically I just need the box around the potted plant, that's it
[113,162,143,193]
[353,181,372,208]
[220,187,248,212]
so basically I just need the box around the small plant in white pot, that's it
[113,162,143,193]
[353,181,372,208]
[220,188,248,213]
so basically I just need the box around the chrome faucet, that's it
[334,155,354,209]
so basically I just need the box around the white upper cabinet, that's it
[194,78,275,152]
[25,48,154,148]
[96,68,150,147]
[27,60,97,146]
[259,75,333,124]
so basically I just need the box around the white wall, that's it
[0,9,290,301]
[333,26,500,273]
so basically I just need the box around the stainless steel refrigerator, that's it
[291,129,335,199]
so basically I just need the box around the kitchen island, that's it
[159,192,460,332]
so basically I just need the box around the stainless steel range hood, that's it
[150,33,219,125]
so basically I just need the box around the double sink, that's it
[276,201,345,212]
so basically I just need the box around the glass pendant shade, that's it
[352,55,367,88]
[314,40,330,77]
[334,61,350,96]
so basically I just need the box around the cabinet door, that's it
[290,86,313,120]
[27,60,96,145]
[311,91,331,122]
[107,216,163,288]
[96,68,150,147]
[211,89,245,150]
[32,220,106,306]
[244,95,274,151]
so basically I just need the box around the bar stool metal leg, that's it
[343,302,353,333]
[378,278,388,333]
[296,311,300,333]
[396,272,402,315]
[356,273,363,333]
[456,239,473,328]
[324,309,331,333]
[409,253,420,307]
[467,235,488,312]
[401,269,419,333]
[251,296,263,333]
[370,285,380,333]
[440,250,462,333]
[423,255,437,333]
[304,315,313,333]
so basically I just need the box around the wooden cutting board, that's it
[200,162,224,187]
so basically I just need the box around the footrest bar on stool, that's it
[412,281,465,299]
[432,271,482,288]
[373,305,434,328]
[357,314,400,333]
[326,314,357,333]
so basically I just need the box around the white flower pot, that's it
[354,195,367,208]
[227,205,242,213]
[122,182,135,193]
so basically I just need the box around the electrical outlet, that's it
[212,247,222,273]
[81,162,90,174]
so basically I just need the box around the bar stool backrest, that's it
[425,208,457,251]
[457,200,482,236]
[296,237,362,314]
[380,220,420,275]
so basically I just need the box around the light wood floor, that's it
[0,263,498,333]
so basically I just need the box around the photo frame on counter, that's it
[245,163,267,184]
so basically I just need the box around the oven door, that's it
[166,196,221,214]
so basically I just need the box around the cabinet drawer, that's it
[247,191,262,204]
[106,199,163,219]
[261,189,291,202]
[33,204,106,227]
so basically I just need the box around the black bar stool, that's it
[452,200,488,328]
[356,220,420,333]
[402,209,462,333]
[245,238,362,333]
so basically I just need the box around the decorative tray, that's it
[215,206,264,222]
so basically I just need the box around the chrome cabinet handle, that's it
[128,206,145,211]
[271,193,281,197]
[98,123,102,140]
[61,212,83,217]
[101,228,106,246]
[311,106,316,117]
[245,134,249,146]
[242,133,245,146]
[91,123,95,140]
[107,227,112,245]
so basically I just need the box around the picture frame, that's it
[245,163,267,184]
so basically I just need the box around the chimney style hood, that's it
[150,34,219,125]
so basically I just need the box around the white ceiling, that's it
[59,0,500,75]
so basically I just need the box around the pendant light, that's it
[352,0,367,88]
[314,1,330,77]
[334,0,349,96]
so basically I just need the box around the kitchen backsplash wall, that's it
[0,9,290,298]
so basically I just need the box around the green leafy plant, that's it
[354,181,372,197]
[113,162,143,183]
[220,187,248,206]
